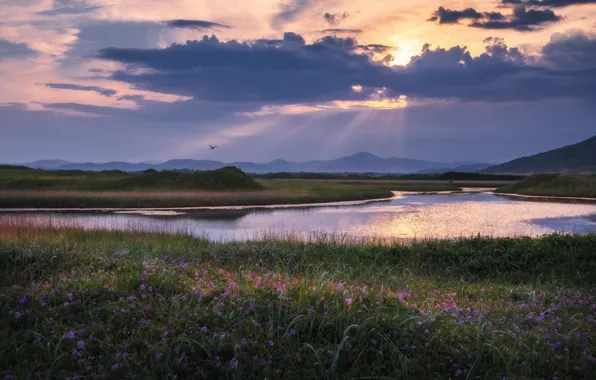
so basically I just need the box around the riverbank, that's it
[496,173,596,198]
[1,225,595,379]
[0,180,467,209]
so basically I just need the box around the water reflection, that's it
[1,193,595,241]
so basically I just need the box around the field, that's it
[0,166,518,209]
[497,173,596,199]
[1,219,595,379]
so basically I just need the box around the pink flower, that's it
[345,298,353,307]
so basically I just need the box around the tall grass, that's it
[497,173,596,198]
[1,220,595,379]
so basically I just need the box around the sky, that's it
[1,0,596,164]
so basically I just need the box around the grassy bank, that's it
[497,173,596,198]
[1,166,520,209]
[1,223,595,378]
[0,177,463,209]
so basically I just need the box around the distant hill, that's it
[15,153,474,174]
[483,136,596,174]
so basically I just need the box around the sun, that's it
[390,37,420,66]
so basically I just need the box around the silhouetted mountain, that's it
[16,153,476,174]
[483,135,596,174]
[25,159,72,169]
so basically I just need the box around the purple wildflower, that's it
[155,352,163,362]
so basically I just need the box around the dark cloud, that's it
[430,5,561,31]
[323,12,350,26]
[501,0,596,8]
[97,31,596,104]
[428,7,484,24]
[164,20,231,30]
[38,0,101,15]
[46,83,118,97]
[320,28,363,34]
[540,30,596,69]
[0,39,36,59]
[471,6,561,31]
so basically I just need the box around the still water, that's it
[2,192,596,242]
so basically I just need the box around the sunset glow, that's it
[0,0,594,163]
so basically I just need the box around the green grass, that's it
[497,173,596,198]
[1,224,595,379]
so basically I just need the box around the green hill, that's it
[483,135,596,174]
[0,166,262,191]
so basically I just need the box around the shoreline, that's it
[1,189,595,212]
[0,193,400,212]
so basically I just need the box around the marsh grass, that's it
[1,220,595,379]
[497,173,596,198]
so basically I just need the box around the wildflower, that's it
[64,302,69,308]
[241,337,247,345]
[327,350,334,357]
[308,308,315,313]
[68,293,74,301]
[139,318,148,325]
[424,329,430,334]
[64,331,76,340]
[19,296,28,304]
[14,312,21,319]
[456,369,462,377]
[268,339,275,347]
[345,298,353,307]
[77,340,85,349]
[111,364,118,370]
[155,352,163,362]
[201,326,208,333]
[370,338,377,345]
[229,357,238,370]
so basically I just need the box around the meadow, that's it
[497,173,596,199]
[1,219,595,379]
[0,166,491,208]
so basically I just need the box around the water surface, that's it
[2,192,595,241]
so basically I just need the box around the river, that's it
[1,191,595,242]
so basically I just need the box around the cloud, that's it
[66,21,165,58]
[540,30,596,69]
[501,0,596,8]
[321,28,363,34]
[0,39,37,59]
[471,6,561,31]
[164,20,231,30]
[272,0,313,27]
[97,31,596,104]
[38,0,101,16]
[429,5,561,31]
[323,12,350,26]
[46,83,118,97]
[428,7,485,24]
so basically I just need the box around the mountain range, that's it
[482,135,596,174]
[20,152,492,174]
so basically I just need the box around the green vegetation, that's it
[255,171,524,181]
[0,166,262,191]
[484,135,596,174]
[0,166,493,208]
[497,173,596,198]
[1,222,595,379]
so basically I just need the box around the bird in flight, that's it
[209,144,218,150]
